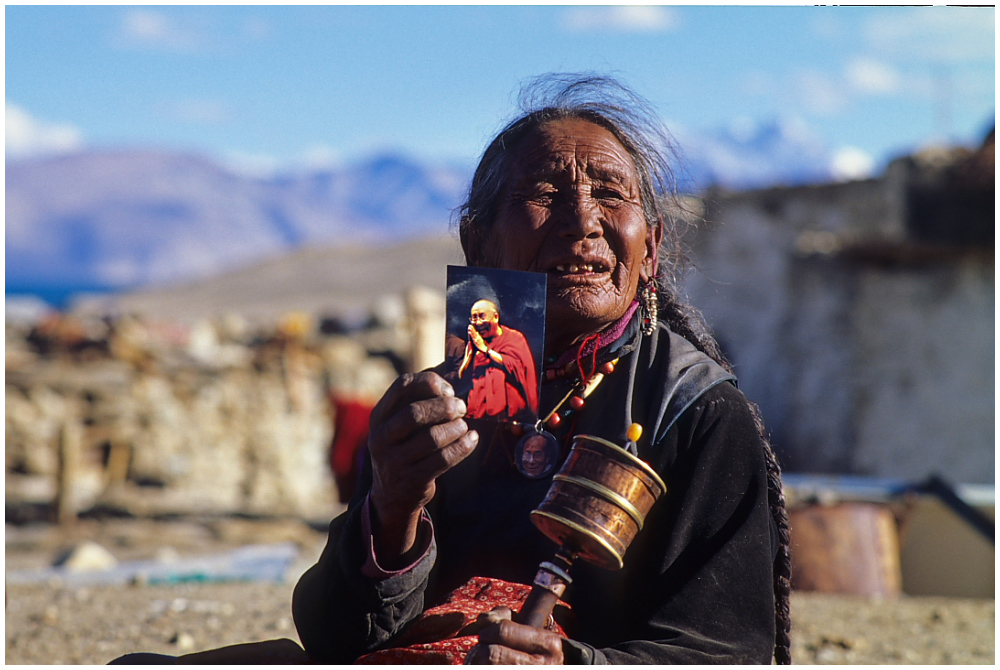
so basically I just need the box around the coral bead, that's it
[546,413,562,429]
[601,361,616,375]
[569,396,585,410]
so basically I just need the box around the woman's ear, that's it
[641,217,664,282]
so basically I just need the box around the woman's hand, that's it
[367,371,478,567]
[465,608,565,665]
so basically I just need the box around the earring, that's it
[640,282,658,337]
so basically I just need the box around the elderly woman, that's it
[292,75,791,665]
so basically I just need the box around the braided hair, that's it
[457,73,792,664]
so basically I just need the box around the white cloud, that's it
[793,70,848,116]
[5,104,85,160]
[864,7,994,63]
[115,9,271,53]
[158,98,230,124]
[846,58,902,96]
[830,146,875,182]
[117,9,207,52]
[563,6,679,33]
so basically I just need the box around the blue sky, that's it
[6,5,995,178]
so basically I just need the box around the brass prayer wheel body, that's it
[530,434,667,570]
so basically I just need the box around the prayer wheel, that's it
[531,434,667,570]
[516,429,666,628]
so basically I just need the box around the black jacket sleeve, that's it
[291,457,436,663]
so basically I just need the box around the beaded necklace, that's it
[503,365,613,479]
[504,302,640,479]
[506,356,620,479]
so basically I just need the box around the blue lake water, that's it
[5,281,123,310]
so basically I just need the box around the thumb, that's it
[484,606,513,623]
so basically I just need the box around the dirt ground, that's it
[5,518,995,665]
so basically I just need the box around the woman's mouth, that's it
[550,262,610,275]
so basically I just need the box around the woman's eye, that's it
[594,187,626,202]
[528,187,555,204]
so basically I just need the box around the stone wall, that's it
[5,287,445,519]
[683,148,994,484]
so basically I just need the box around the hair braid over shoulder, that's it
[659,287,792,665]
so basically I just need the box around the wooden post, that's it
[53,420,82,525]
[105,438,132,487]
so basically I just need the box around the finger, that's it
[461,605,514,637]
[374,424,479,494]
[375,396,468,447]
[405,426,479,479]
[477,620,564,660]
[465,643,545,665]
[371,372,455,425]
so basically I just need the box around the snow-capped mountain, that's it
[675,118,839,192]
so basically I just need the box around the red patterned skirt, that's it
[356,576,569,664]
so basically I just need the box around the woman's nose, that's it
[556,191,603,240]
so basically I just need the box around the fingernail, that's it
[442,384,455,397]
[456,399,467,415]
[470,430,479,443]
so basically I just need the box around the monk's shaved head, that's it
[471,299,498,318]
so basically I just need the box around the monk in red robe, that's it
[458,299,538,422]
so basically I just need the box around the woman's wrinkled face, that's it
[486,118,660,351]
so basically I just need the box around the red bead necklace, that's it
[506,357,619,479]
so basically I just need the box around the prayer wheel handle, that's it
[516,424,665,629]
[515,549,575,628]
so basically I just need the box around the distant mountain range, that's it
[676,119,836,192]
[5,150,470,305]
[5,118,849,307]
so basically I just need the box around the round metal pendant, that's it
[515,430,560,479]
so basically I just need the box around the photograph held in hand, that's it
[444,265,545,425]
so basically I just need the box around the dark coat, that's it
[293,320,777,664]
